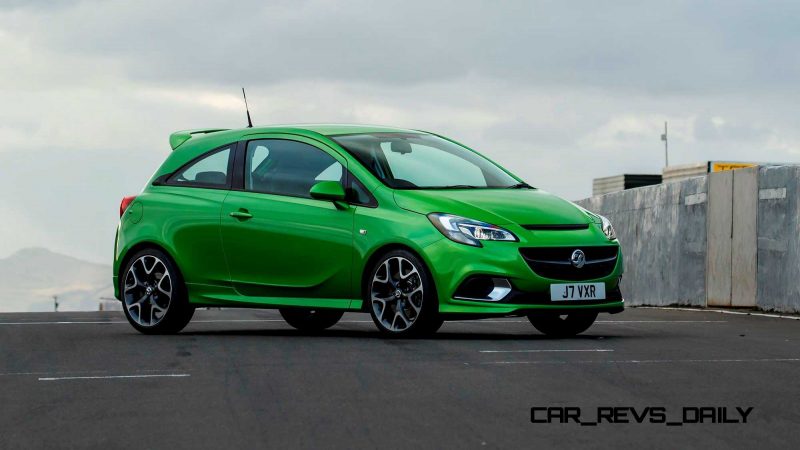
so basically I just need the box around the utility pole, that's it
[661,121,669,168]
[53,295,59,312]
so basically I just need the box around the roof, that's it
[266,123,420,136]
[168,124,422,150]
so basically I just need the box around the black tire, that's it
[527,311,598,337]
[366,249,443,338]
[120,248,194,335]
[279,308,344,332]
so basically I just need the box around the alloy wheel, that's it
[370,256,425,332]
[123,255,173,327]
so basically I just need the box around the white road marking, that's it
[639,306,800,320]
[0,318,730,326]
[596,320,726,323]
[0,369,181,377]
[200,319,373,324]
[1,371,71,377]
[479,349,613,353]
[449,319,525,323]
[0,319,305,325]
[0,321,128,325]
[38,374,190,381]
[196,319,523,324]
[477,358,800,365]
[193,319,285,323]
[0,319,292,325]
[449,320,726,324]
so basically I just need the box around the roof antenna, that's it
[242,87,253,128]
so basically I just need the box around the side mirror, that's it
[309,181,346,202]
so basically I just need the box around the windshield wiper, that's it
[506,182,534,189]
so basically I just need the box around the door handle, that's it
[229,210,253,220]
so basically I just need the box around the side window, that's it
[167,146,232,188]
[347,173,377,207]
[245,139,344,198]
[316,162,343,182]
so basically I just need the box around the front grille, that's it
[521,224,590,231]
[520,246,618,281]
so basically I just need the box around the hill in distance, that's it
[0,248,114,312]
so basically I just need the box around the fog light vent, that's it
[454,277,512,302]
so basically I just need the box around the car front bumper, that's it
[420,230,625,315]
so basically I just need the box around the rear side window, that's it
[167,146,233,188]
[245,139,344,198]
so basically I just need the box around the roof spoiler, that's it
[169,128,229,150]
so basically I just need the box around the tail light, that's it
[120,196,137,217]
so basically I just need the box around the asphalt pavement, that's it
[1,307,799,449]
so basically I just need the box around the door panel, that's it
[220,137,355,302]
[222,192,354,298]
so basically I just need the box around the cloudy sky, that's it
[1,0,799,263]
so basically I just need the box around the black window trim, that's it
[154,143,237,190]
[231,139,246,190]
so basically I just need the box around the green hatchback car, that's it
[114,124,623,337]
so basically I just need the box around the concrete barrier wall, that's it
[578,165,800,314]
[757,165,800,313]
[706,167,759,308]
[706,170,733,306]
[731,168,758,307]
[576,177,708,306]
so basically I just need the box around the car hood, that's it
[392,189,593,226]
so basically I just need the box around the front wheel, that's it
[527,312,598,337]
[279,308,344,332]
[121,248,194,335]
[367,250,442,337]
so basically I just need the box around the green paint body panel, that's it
[114,124,624,316]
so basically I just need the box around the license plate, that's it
[550,283,605,301]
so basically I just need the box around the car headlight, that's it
[428,213,518,247]
[599,215,616,240]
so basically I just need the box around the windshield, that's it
[331,133,525,189]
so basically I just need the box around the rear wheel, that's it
[527,312,598,337]
[279,308,344,332]
[367,250,442,337]
[121,249,194,334]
